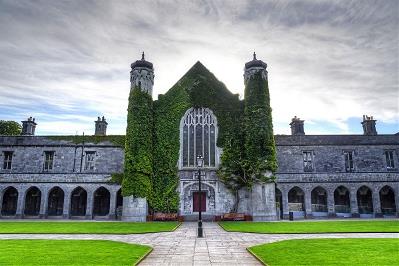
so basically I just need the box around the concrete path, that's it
[0,222,397,265]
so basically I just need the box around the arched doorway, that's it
[24,187,41,216]
[275,188,283,219]
[334,186,350,215]
[116,189,123,219]
[380,186,396,216]
[1,187,18,216]
[93,187,110,216]
[357,186,373,215]
[70,187,87,216]
[47,187,64,216]
[311,187,328,215]
[288,187,305,217]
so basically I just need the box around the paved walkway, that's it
[0,222,397,265]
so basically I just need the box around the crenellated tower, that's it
[130,52,154,97]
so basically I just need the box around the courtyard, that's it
[0,220,397,265]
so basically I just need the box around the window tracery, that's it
[181,108,217,168]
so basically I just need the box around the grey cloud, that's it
[0,0,397,134]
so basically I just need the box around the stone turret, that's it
[244,52,268,85]
[94,116,108,136]
[130,52,154,97]
[290,116,305,135]
[21,117,37,135]
[361,115,377,135]
[243,52,277,221]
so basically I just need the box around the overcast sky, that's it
[0,0,398,135]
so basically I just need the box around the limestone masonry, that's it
[0,54,398,220]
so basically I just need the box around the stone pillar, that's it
[282,190,289,219]
[373,189,382,218]
[85,190,94,220]
[63,189,71,219]
[304,190,312,219]
[350,188,359,218]
[39,187,49,219]
[327,189,336,217]
[251,182,277,221]
[396,187,399,218]
[0,188,3,217]
[16,188,25,218]
[122,196,147,222]
[108,190,117,220]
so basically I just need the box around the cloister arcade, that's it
[277,183,398,219]
[0,184,123,219]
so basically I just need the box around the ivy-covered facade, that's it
[121,53,279,221]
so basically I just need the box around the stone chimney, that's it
[361,115,377,135]
[21,117,37,135]
[95,116,108,136]
[290,116,305,135]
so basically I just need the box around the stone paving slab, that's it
[0,222,398,265]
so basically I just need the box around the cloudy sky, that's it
[0,0,398,135]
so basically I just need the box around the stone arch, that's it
[275,188,283,219]
[311,186,328,212]
[1,186,18,216]
[93,187,110,216]
[47,186,64,216]
[24,186,41,216]
[70,187,87,216]
[116,189,123,218]
[288,186,304,212]
[380,185,396,215]
[182,181,216,215]
[334,186,350,213]
[357,186,373,214]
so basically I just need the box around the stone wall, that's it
[1,134,398,220]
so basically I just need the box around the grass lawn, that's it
[0,239,151,266]
[248,238,399,266]
[0,221,179,234]
[219,220,399,233]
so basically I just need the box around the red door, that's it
[193,192,206,212]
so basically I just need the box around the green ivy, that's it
[243,71,278,179]
[122,88,153,199]
[119,61,277,214]
[217,70,277,212]
[151,61,242,213]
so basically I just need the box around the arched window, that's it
[180,107,217,168]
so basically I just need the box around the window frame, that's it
[179,107,218,169]
[302,150,314,172]
[43,151,55,171]
[84,151,96,171]
[3,151,13,170]
[384,150,395,169]
[343,150,354,172]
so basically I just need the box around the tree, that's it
[0,120,21,135]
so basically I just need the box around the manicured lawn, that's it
[0,221,179,234]
[219,220,399,233]
[0,239,151,266]
[248,238,399,266]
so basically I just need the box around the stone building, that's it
[0,55,398,220]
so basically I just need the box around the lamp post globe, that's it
[197,155,204,238]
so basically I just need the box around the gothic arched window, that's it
[180,107,217,168]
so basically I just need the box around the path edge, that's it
[246,247,267,266]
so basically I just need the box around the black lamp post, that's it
[197,155,204,238]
